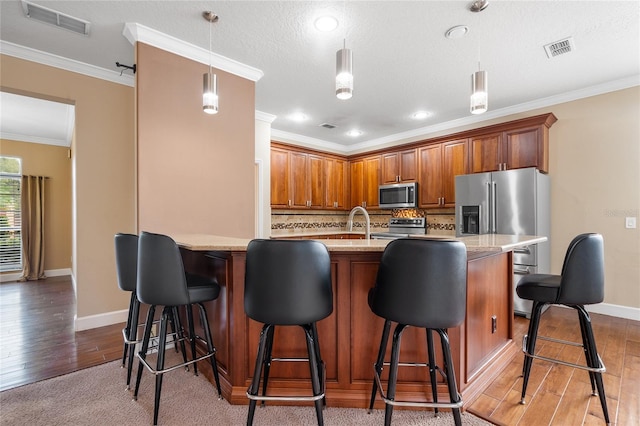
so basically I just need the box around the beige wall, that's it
[136,43,255,237]
[0,55,136,321]
[0,139,72,272]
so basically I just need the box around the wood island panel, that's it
[178,245,518,409]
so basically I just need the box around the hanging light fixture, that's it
[470,67,488,114]
[336,39,353,100]
[203,11,219,114]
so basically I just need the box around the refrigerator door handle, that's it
[514,266,531,275]
[491,181,497,234]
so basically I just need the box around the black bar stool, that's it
[114,233,186,390]
[517,233,609,424]
[114,233,141,389]
[368,238,467,426]
[133,231,222,425]
[244,239,333,426]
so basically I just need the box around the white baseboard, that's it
[75,309,129,332]
[586,302,640,321]
[0,268,72,283]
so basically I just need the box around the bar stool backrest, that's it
[137,231,190,306]
[115,233,138,292]
[370,239,467,329]
[558,233,604,305]
[244,239,333,325]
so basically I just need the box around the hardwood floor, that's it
[0,276,123,392]
[1,276,638,425]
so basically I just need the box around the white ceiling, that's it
[1,1,638,153]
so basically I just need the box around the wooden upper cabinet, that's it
[270,147,291,208]
[471,132,502,173]
[351,155,380,209]
[324,158,349,210]
[504,126,544,171]
[381,149,417,183]
[470,115,556,173]
[271,145,326,209]
[442,139,469,206]
[418,144,443,208]
[419,139,468,209]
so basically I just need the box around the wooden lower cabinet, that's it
[180,248,517,408]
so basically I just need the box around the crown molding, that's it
[0,40,135,87]
[0,131,70,147]
[123,23,263,82]
[255,110,277,124]
[271,129,349,155]
[273,74,640,155]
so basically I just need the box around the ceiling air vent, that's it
[21,1,91,36]
[544,37,575,58]
[319,123,336,129]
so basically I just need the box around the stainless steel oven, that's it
[371,217,426,239]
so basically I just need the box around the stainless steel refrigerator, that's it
[455,167,550,317]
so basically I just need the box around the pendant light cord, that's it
[209,18,213,74]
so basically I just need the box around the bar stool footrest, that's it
[246,361,326,402]
[522,335,606,373]
[373,368,463,409]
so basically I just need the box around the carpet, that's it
[0,357,492,426]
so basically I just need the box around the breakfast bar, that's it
[174,234,546,409]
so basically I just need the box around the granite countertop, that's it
[172,233,546,253]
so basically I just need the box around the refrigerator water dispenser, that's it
[461,205,480,235]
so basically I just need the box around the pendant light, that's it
[336,39,353,100]
[203,11,219,114]
[470,67,488,114]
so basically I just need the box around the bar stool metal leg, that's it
[426,328,439,416]
[437,328,462,426]
[260,325,275,407]
[368,319,391,413]
[152,308,170,425]
[196,302,222,397]
[520,301,545,403]
[134,305,156,401]
[247,324,271,426]
[303,323,325,426]
[384,323,407,426]
[125,295,141,389]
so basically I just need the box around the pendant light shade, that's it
[203,11,219,115]
[470,70,488,114]
[203,72,218,114]
[336,42,353,100]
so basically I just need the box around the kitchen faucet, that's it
[347,206,371,240]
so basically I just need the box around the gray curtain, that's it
[19,175,46,281]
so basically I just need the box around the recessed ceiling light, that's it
[346,129,362,137]
[445,25,469,39]
[411,111,432,120]
[314,16,338,32]
[287,112,308,122]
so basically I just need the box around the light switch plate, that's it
[625,217,637,229]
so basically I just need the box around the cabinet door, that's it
[325,158,349,210]
[363,156,380,208]
[441,139,469,207]
[350,160,364,208]
[504,126,542,171]
[381,153,400,184]
[399,149,418,182]
[381,149,417,183]
[471,133,502,173]
[308,154,325,208]
[270,148,291,208]
[418,144,443,208]
[289,151,309,208]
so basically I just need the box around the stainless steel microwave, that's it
[378,182,417,209]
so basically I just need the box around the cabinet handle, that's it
[362,201,367,208]
[288,199,291,207]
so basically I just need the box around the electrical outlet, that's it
[625,217,637,229]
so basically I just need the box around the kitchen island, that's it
[174,234,545,409]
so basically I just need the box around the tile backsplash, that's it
[271,208,455,236]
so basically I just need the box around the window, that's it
[0,156,22,271]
